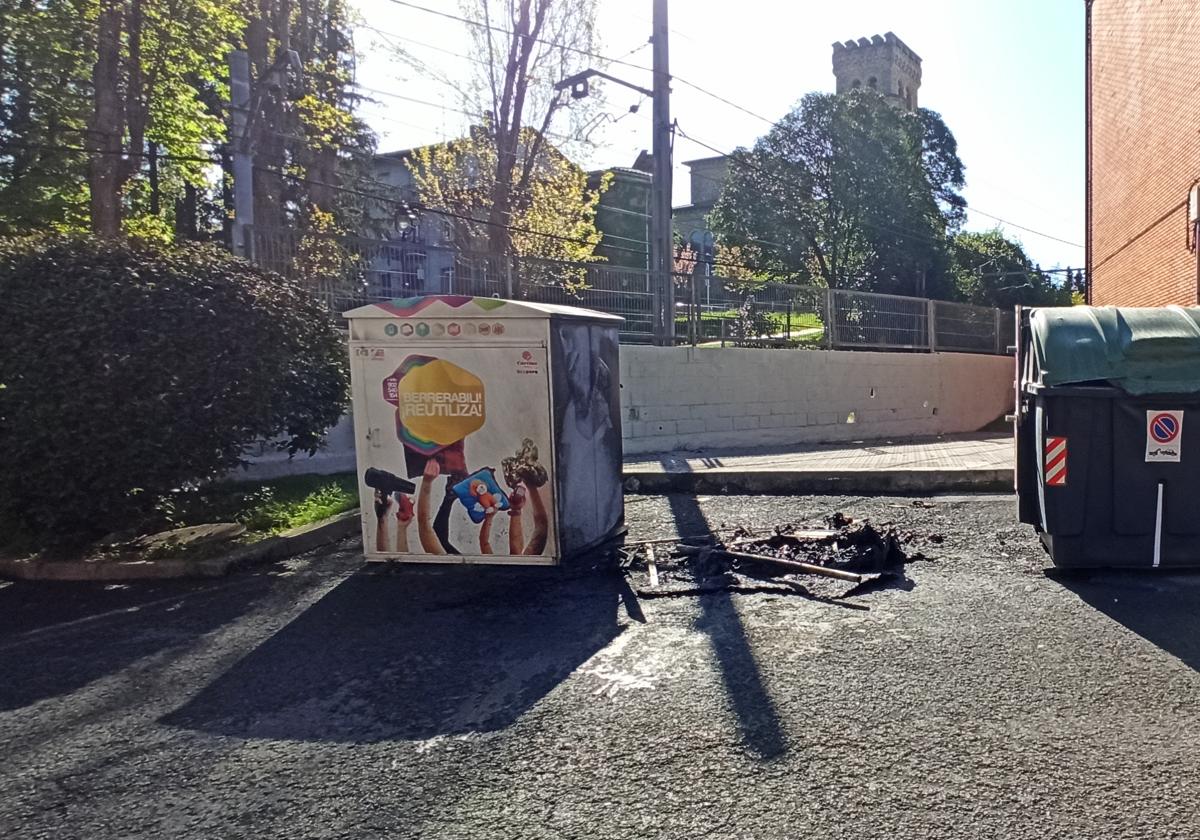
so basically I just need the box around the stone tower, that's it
[831,32,922,109]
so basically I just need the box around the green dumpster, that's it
[1015,305,1200,568]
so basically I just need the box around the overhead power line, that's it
[383,0,654,73]
[0,140,222,165]
[965,207,1083,249]
[359,22,490,68]
[320,17,1091,277]
[674,127,950,250]
[380,0,784,131]
[672,77,775,127]
[673,126,1083,254]
[353,83,480,118]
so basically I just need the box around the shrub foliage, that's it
[0,235,349,540]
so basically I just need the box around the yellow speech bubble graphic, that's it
[396,358,485,445]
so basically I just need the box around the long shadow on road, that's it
[658,470,787,761]
[1053,569,1200,671]
[0,576,274,712]
[163,567,622,743]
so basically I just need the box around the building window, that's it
[852,79,861,89]
[868,76,877,88]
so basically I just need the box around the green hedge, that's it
[0,235,349,541]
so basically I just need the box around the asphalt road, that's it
[4,493,1200,839]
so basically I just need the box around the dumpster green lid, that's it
[342,295,623,322]
[1030,305,1200,394]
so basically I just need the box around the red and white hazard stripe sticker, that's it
[1045,436,1068,486]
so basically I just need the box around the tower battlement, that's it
[831,31,922,109]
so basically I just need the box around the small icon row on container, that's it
[384,321,506,338]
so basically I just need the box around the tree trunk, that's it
[246,13,285,230]
[88,0,124,236]
[122,0,145,187]
[176,180,198,240]
[219,144,234,246]
[485,0,534,258]
[148,141,160,216]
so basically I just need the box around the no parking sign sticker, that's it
[1146,410,1184,463]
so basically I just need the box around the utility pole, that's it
[229,49,254,260]
[650,0,673,345]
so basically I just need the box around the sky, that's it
[351,0,1085,270]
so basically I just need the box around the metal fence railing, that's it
[830,289,929,350]
[247,227,1013,355]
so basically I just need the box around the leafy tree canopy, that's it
[407,128,607,271]
[709,91,966,297]
[0,0,375,245]
[951,228,1071,307]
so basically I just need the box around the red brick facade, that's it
[1088,0,1200,305]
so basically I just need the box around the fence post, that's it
[823,287,835,350]
[504,259,514,298]
[689,273,699,347]
[927,299,938,352]
[786,300,793,341]
[720,317,726,348]
[993,308,1002,355]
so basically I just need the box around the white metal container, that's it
[344,295,624,566]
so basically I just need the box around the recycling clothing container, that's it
[1015,305,1200,568]
[344,295,624,566]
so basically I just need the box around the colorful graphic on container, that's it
[1146,410,1184,463]
[383,355,485,455]
[452,468,511,523]
[357,345,556,563]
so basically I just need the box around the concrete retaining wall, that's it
[237,347,1015,476]
[619,347,1014,455]
[237,414,356,481]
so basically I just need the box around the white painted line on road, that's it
[1153,482,1164,569]
[1035,403,1048,530]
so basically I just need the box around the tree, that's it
[243,0,378,239]
[950,229,1071,307]
[471,0,599,255]
[0,0,242,237]
[0,0,105,234]
[709,90,966,296]
[86,0,244,237]
[0,0,376,245]
[407,127,607,283]
[392,0,609,290]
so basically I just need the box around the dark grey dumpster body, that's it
[1015,305,1200,569]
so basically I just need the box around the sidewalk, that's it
[623,433,1013,495]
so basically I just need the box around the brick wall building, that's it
[1088,0,1200,305]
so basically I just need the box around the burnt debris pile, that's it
[622,514,935,602]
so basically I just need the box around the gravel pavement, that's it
[4,493,1200,839]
